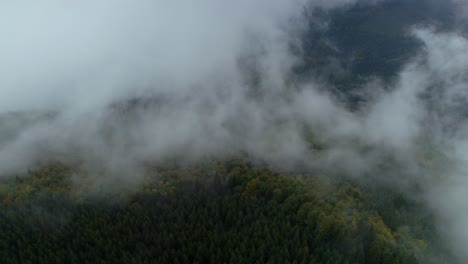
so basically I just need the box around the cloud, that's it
[352,27,468,262]
[410,28,468,261]
[0,0,388,174]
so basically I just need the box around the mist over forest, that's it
[1,0,468,263]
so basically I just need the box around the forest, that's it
[0,160,450,263]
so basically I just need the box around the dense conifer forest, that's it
[0,161,448,263]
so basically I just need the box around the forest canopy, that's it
[0,161,448,264]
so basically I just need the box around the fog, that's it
[1,0,468,262]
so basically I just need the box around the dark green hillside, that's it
[0,161,446,264]
[299,0,456,96]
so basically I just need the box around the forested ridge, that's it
[0,160,447,264]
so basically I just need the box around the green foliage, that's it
[0,161,439,263]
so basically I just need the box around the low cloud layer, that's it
[0,0,374,173]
